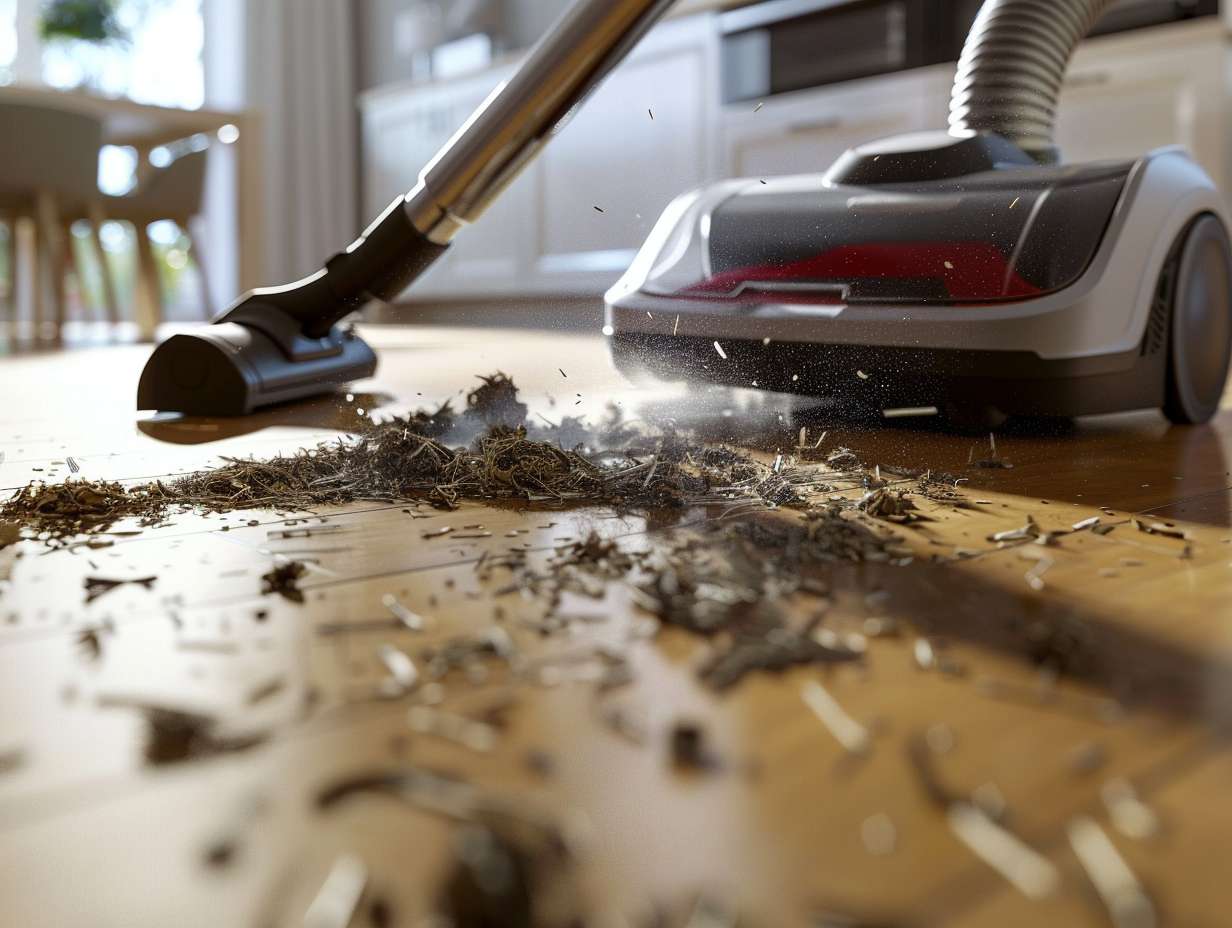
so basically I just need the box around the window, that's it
[0,0,15,84]
[0,1,202,106]
[1,1,212,326]
[41,0,203,108]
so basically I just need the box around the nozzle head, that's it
[137,322,377,415]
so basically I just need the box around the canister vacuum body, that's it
[606,0,1232,425]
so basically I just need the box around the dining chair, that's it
[100,146,213,339]
[0,102,117,342]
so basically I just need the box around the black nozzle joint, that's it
[315,197,448,335]
[215,196,448,353]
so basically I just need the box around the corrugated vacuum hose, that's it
[949,0,1118,162]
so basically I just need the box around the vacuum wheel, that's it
[1164,214,1232,425]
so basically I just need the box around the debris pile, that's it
[3,479,162,539]
[632,518,883,689]
[1,374,868,543]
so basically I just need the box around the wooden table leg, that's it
[33,191,66,345]
[133,222,162,342]
[1,215,15,335]
[60,221,80,328]
[11,215,31,340]
[29,210,45,341]
[87,203,121,328]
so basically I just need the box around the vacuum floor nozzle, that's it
[136,320,377,416]
[137,194,447,416]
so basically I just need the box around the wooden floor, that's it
[1,325,1231,927]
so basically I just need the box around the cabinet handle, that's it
[786,116,844,134]
[1064,69,1111,89]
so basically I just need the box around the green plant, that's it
[39,0,127,43]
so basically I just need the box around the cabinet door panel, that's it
[438,70,535,294]
[1056,76,1189,162]
[533,32,712,288]
[1054,24,1223,186]
[362,69,524,298]
[730,109,916,178]
[362,90,461,294]
[719,67,940,181]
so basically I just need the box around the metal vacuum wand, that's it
[137,0,676,415]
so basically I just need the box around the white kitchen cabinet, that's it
[721,17,1228,191]
[719,65,952,179]
[359,14,718,300]
[421,66,540,298]
[1055,19,1226,190]
[529,16,719,292]
[360,63,526,298]
[916,19,1228,190]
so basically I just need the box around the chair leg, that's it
[29,211,45,341]
[33,190,66,344]
[185,218,214,319]
[11,215,30,340]
[133,222,162,342]
[87,204,121,328]
[61,221,82,326]
[1,216,15,334]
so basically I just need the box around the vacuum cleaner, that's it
[139,0,1232,427]
[606,0,1232,426]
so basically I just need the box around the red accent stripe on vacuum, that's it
[682,242,1044,305]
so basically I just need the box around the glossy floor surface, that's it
[1,326,1230,927]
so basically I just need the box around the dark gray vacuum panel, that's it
[702,159,1132,304]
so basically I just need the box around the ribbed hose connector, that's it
[948,0,1116,162]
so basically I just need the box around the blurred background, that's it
[0,0,1225,342]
